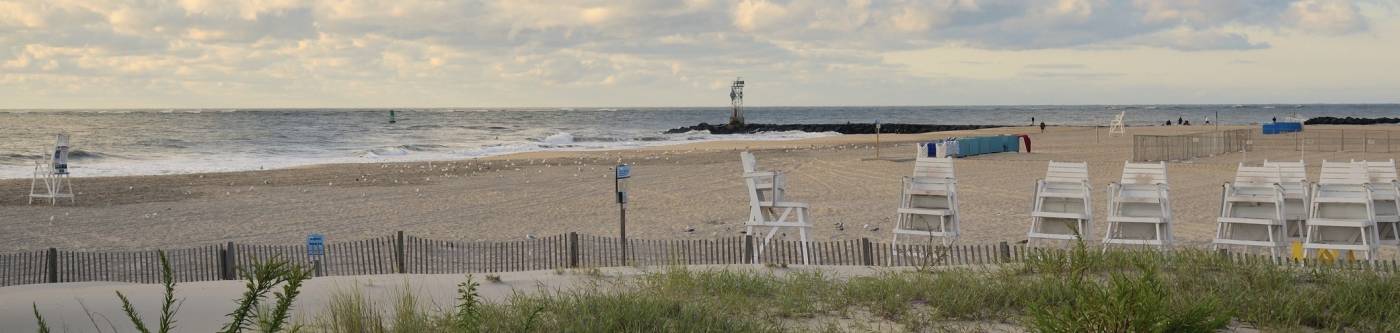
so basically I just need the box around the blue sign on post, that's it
[616,165,631,179]
[307,234,325,257]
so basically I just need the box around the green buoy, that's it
[389,110,397,124]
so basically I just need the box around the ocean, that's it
[1,104,1396,179]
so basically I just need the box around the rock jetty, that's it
[664,123,1001,135]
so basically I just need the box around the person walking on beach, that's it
[1039,122,1046,133]
[1031,117,1036,126]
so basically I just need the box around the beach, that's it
[3,125,1400,253]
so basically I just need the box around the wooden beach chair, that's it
[1304,161,1380,260]
[1212,164,1288,256]
[1103,161,1172,250]
[1026,161,1092,246]
[1353,159,1400,245]
[740,152,811,265]
[29,134,75,205]
[892,156,960,250]
[1263,160,1311,239]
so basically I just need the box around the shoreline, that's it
[0,125,1013,181]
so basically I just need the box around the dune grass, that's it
[29,245,1400,332]
[288,243,1400,332]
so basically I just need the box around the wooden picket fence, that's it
[0,232,1033,287]
[6,232,1399,288]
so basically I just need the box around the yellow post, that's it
[1290,240,1304,260]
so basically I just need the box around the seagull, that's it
[526,234,537,240]
[685,226,696,233]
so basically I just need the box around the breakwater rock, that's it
[1304,117,1400,125]
[664,123,1002,135]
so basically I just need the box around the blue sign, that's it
[616,164,631,179]
[307,234,325,256]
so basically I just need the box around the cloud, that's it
[0,0,1385,107]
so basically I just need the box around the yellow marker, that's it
[1290,240,1304,260]
[1318,249,1336,264]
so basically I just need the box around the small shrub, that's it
[220,257,312,333]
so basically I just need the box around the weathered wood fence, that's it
[0,232,1028,287]
[1133,129,1253,162]
[1249,129,1399,153]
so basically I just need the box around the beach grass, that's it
[29,244,1400,332]
[287,244,1400,332]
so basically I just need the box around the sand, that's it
[3,125,1400,253]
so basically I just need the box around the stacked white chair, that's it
[1026,161,1093,246]
[740,152,811,264]
[1103,162,1172,250]
[1263,160,1311,239]
[1304,161,1380,260]
[1354,159,1400,245]
[1211,164,1288,256]
[892,156,960,247]
[29,134,76,205]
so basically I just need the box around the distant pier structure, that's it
[728,77,745,128]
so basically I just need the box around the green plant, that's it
[32,303,50,333]
[453,275,482,332]
[113,250,182,333]
[220,257,312,333]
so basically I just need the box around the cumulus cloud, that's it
[0,0,1383,107]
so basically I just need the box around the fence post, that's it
[998,241,1011,263]
[568,232,579,268]
[223,241,236,280]
[743,235,754,264]
[45,248,58,283]
[861,238,874,266]
[395,231,406,274]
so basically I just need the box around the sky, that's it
[1,0,1399,108]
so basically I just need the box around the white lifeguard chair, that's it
[1107,111,1127,136]
[740,151,811,264]
[30,134,76,205]
[1212,164,1288,256]
[1103,161,1172,250]
[892,155,960,248]
[1027,161,1093,246]
[1263,160,1311,239]
[1303,161,1380,260]
[1353,159,1400,245]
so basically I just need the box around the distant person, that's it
[1039,122,1046,133]
[1165,120,1172,126]
[1272,117,1277,123]
[1031,117,1036,126]
[1177,117,1183,125]
[1205,119,1211,125]
[1184,120,1191,126]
